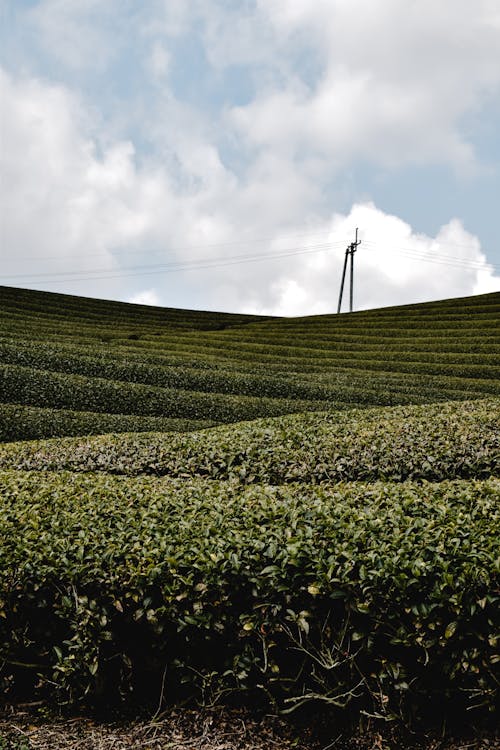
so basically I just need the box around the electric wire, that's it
[0,241,345,284]
[0,234,349,264]
[1,237,498,285]
[362,241,500,272]
[2,230,496,266]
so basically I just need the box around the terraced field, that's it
[0,285,498,732]
[0,285,499,439]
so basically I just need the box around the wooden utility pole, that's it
[337,248,349,314]
[337,228,361,314]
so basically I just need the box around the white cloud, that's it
[143,0,194,38]
[228,0,500,173]
[241,204,500,316]
[16,1,500,177]
[0,67,164,300]
[25,0,122,71]
[0,65,498,319]
[129,289,161,306]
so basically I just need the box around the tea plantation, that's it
[0,285,498,727]
[1,286,499,439]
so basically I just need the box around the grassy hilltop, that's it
[0,285,499,440]
[0,286,498,729]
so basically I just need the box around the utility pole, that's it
[337,228,361,314]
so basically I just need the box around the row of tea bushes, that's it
[0,284,266,330]
[1,289,498,442]
[0,340,341,401]
[1,399,497,483]
[0,364,327,422]
[0,404,214,442]
[4,340,492,407]
[148,328,500,373]
[0,471,498,719]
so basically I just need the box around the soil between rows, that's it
[1,707,499,750]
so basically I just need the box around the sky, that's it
[1,0,499,316]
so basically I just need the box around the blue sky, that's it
[1,0,499,314]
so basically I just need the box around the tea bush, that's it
[0,286,499,728]
[1,399,497,483]
[0,471,498,719]
[1,288,498,440]
[0,404,214,442]
[0,364,326,422]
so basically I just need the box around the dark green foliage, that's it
[0,284,268,330]
[1,287,499,441]
[1,399,497,482]
[0,364,326,423]
[0,404,214,442]
[0,286,499,726]
[0,471,498,719]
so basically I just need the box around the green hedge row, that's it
[3,338,499,381]
[0,285,266,330]
[1,353,496,427]
[4,341,489,406]
[1,399,497,482]
[3,319,499,357]
[0,471,498,719]
[219,329,500,353]
[63,335,495,382]
[0,342,341,402]
[0,404,214,442]
[0,364,327,423]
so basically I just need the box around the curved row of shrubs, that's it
[0,471,498,721]
[0,404,214,442]
[0,364,328,423]
[1,399,497,483]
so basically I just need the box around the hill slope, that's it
[0,286,498,725]
[0,286,498,440]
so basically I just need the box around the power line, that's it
[362,240,500,272]
[0,241,346,284]
[1,237,497,287]
[0,233,348,264]
[1,229,496,265]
